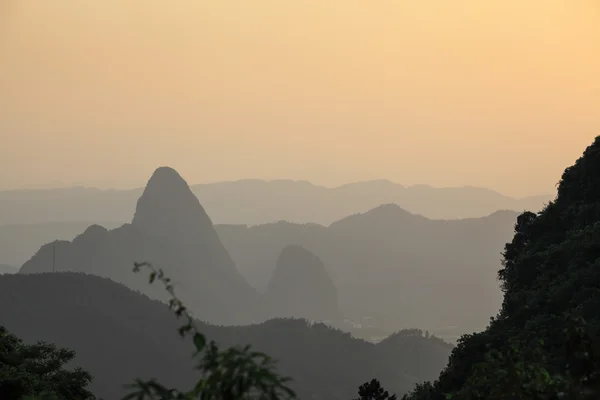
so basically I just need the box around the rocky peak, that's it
[132,167,214,243]
[267,245,340,321]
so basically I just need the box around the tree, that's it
[123,262,296,400]
[401,136,600,400]
[353,379,397,400]
[0,326,94,400]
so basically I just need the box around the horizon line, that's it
[0,177,553,200]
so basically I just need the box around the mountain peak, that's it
[131,167,213,240]
[141,166,188,195]
[129,167,256,315]
[362,203,427,222]
[329,203,423,230]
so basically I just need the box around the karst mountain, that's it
[20,167,261,325]
[266,245,341,321]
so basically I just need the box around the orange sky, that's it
[0,0,598,196]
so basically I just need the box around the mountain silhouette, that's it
[19,167,260,325]
[131,167,251,288]
[0,272,453,400]
[266,245,341,321]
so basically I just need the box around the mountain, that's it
[215,207,520,334]
[403,136,600,399]
[0,180,550,226]
[0,272,453,400]
[9,193,518,332]
[266,245,341,321]
[0,264,17,274]
[131,167,253,294]
[19,167,261,325]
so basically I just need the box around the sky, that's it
[0,0,598,197]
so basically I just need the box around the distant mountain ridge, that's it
[0,179,551,226]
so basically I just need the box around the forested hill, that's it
[0,272,452,400]
[403,136,600,400]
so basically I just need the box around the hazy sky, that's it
[1,1,598,196]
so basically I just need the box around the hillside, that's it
[403,136,600,399]
[216,207,520,333]
[0,272,453,400]
[0,180,550,226]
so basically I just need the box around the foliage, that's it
[0,326,94,400]
[353,379,397,400]
[399,382,434,400]
[21,394,61,400]
[122,262,296,400]
[402,136,600,400]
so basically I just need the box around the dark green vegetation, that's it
[0,272,451,400]
[352,379,397,400]
[401,136,600,399]
[0,327,93,400]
